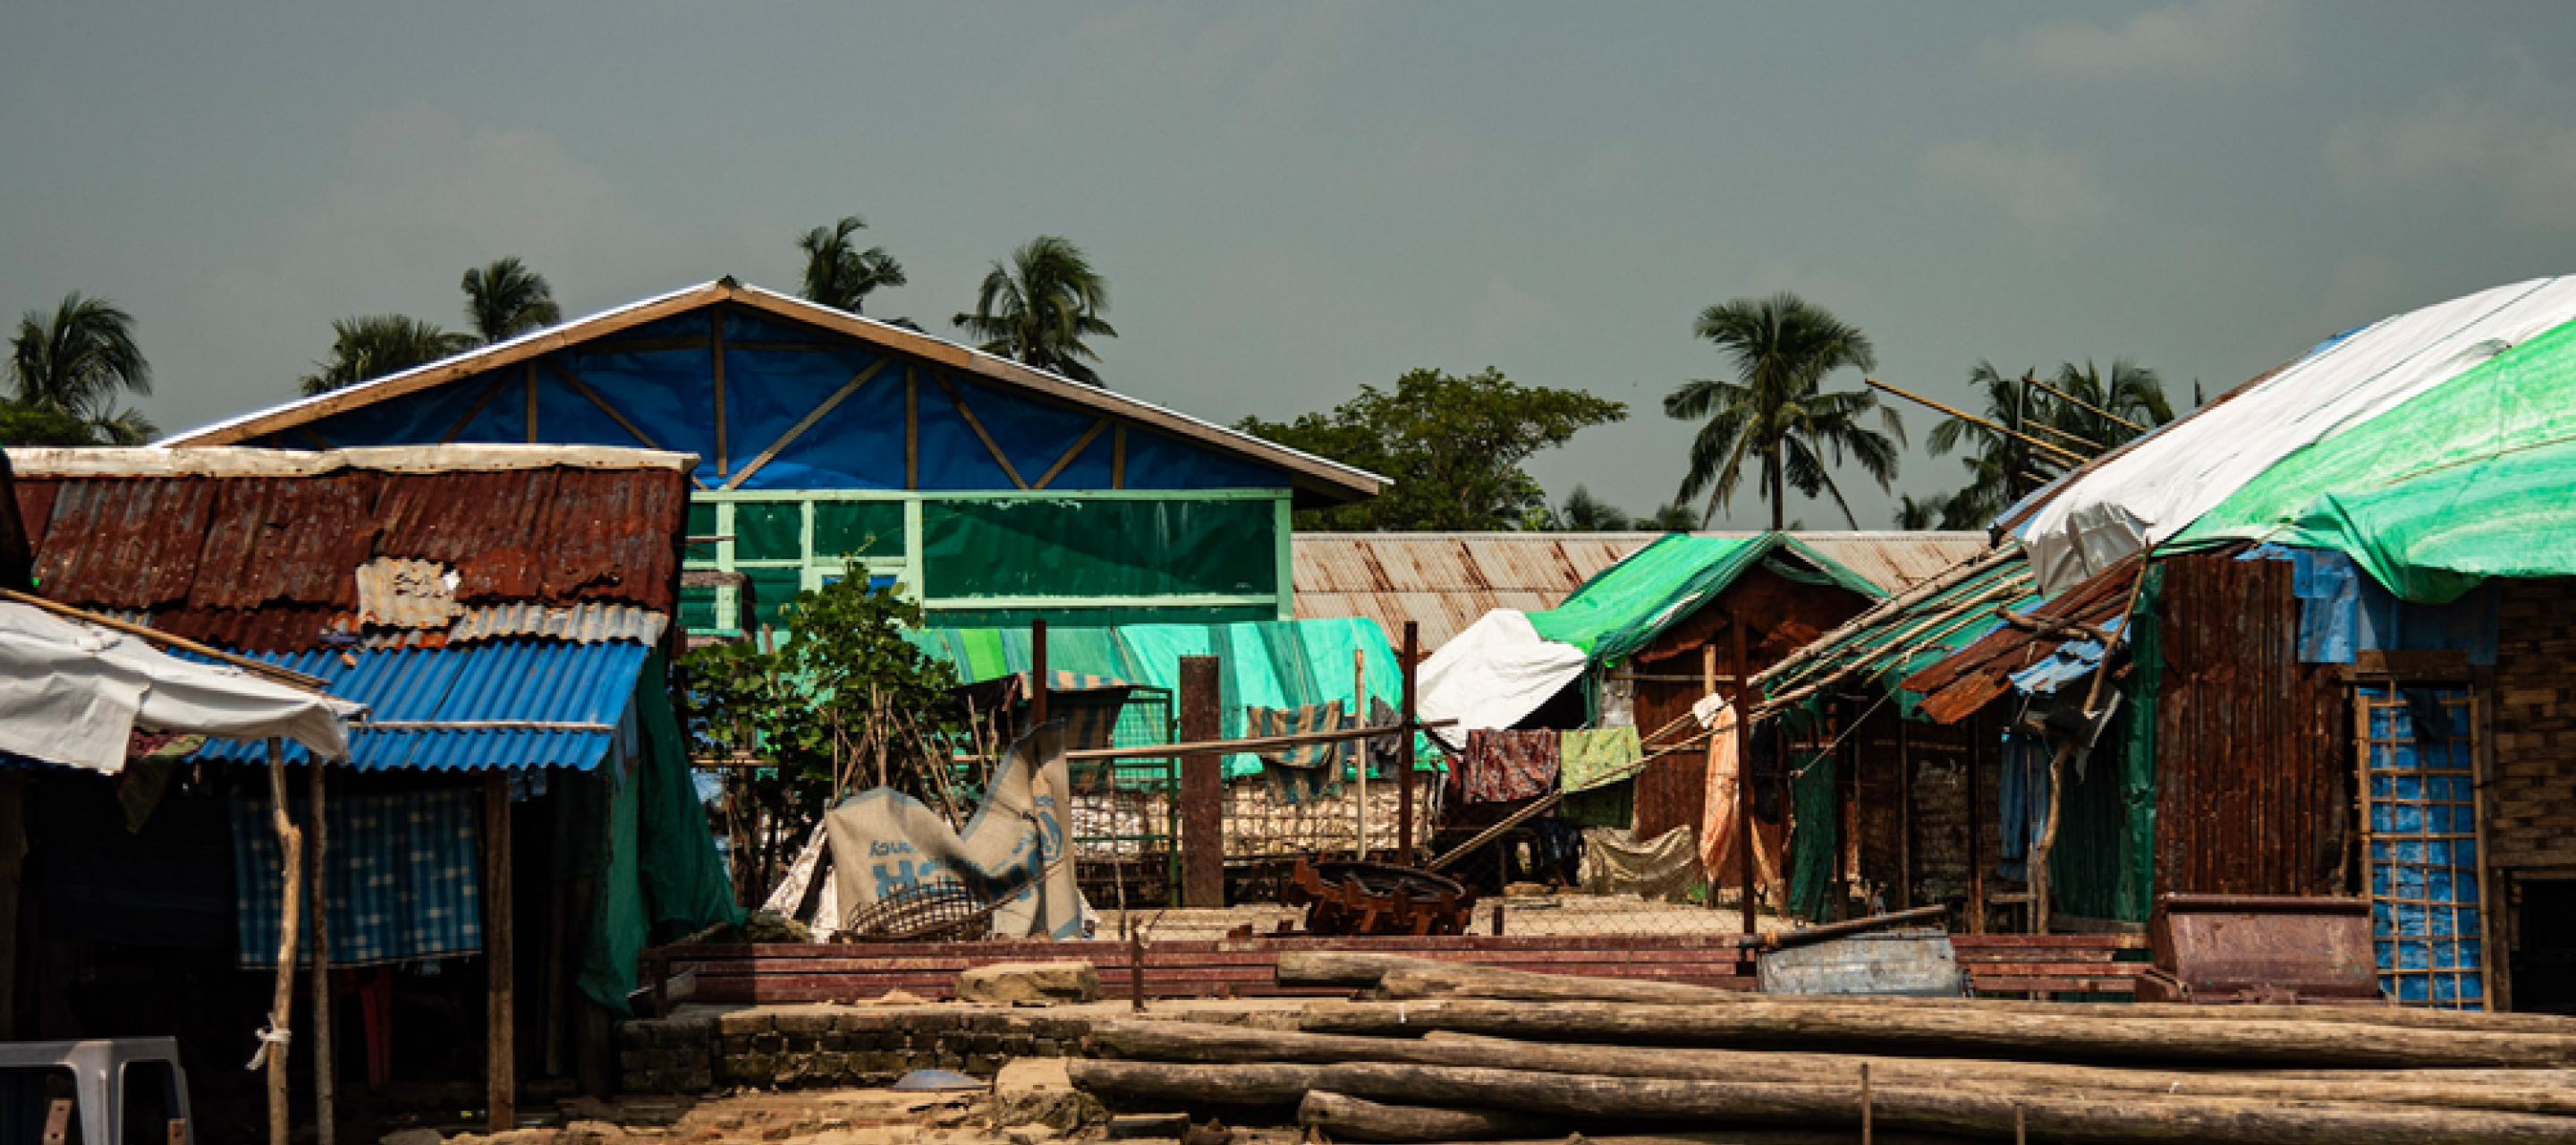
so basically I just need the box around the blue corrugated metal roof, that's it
[187,639,651,771]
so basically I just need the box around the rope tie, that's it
[245,1016,291,1069]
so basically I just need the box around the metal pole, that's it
[1399,622,1419,867]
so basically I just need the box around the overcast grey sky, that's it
[7,2,2573,529]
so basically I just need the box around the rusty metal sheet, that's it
[2152,550,2348,898]
[11,478,55,555]
[1796,532,1995,595]
[30,479,218,607]
[2142,893,2378,1002]
[372,467,684,612]
[150,605,354,653]
[1901,557,2142,725]
[191,472,382,608]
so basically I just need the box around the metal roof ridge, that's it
[8,443,699,478]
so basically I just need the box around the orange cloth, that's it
[1698,701,1780,889]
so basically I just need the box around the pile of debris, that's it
[1070,953,2576,1144]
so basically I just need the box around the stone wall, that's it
[2491,578,2576,874]
[620,1006,1096,1095]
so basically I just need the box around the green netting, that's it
[815,500,905,559]
[2042,565,2161,924]
[1529,533,1884,669]
[736,502,804,560]
[2174,314,2576,602]
[1786,748,1836,922]
[921,497,1276,599]
[575,651,745,1017]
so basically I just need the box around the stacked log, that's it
[1070,952,2576,1143]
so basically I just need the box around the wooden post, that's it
[1897,714,1914,912]
[484,777,515,1133]
[309,760,335,1145]
[1179,657,1224,907]
[0,774,21,1042]
[711,309,729,478]
[264,739,303,1145]
[1399,622,1419,868]
[1031,618,1050,730]
[1733,618,1756,936]
[1860,1062,1874,1145]
[1969,709,1988,936]
[1352,650,1368,861]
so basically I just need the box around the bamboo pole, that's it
[261,739,303,1145]
[1353,649,1368,860]
[1863,379,2087,465]
[2021,420,2103,454]
[2026,376,2148,435]
[309,759,335,1145]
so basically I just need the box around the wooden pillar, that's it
[484,777,515,1133]
[1031,618,1050,729]
[1178,657,1224,907]
[0,774,21,1042]
[309,761,335,1145]
[1896,714,1914,912]
[1398,622,1419,868]
[1734,619,1756,936]
[264,740,303,1145]
[1968,709,1988,936]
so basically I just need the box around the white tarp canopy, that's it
[1414,608,1589,749]
[2017,276,2576,595]
[0,602,360,774]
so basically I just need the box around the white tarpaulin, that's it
[1414,608,1589,749]
[0,602,360,773]
[2018,276,2576,595]
[826,723,1095,941]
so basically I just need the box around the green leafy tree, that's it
[1237,368,1626,531]
[953,236,1115,386]
[1924,358,2174,529]
[1894,493,1954,530]
[1631,503,1699,531]
[299,315,475,395]
[0,401,103,446]
[9,293,156,444]
[682,564,965,859]
[1665,293,1903,530]
[460,257,562,343]
[797,216,908,315]
[1537,485,1631,531]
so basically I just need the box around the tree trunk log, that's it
[1070,1060,2576,1145]
[1377,964,1750,1005]
[1297,1091,1978,1145]
[1298,998,2576,1069]
[1091,1020,2576,1118]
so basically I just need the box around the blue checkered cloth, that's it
[232,787,483,968]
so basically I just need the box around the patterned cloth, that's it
[1462,729,1560,803]
[1248,700,1345,803]
[1559,727,1643,793]
[233,787,483,968]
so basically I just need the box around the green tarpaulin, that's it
[2175,313,2576,602]
[1529,533,1884,669]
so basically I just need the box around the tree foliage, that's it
[0,401,104,446]
[460,257,562,343]
[1665,293,1902,530]
[1237,367,1626,531]
[953,235,1115,386]
[797,216,908,315]
[1920,358,2174,529]
[681,564,964,835]
[299,315,475,395]
[9,293,156,444]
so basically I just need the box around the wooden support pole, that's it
[1353,649,1368,861]
[1400,622,1419,868]
[309,760,335,1145]
[1969,709,1987,936]
[0,774,21,1042]
[711,310,729,478]
[484,777,515,1133]
[263,739,302,1145]
[1179,657,1224,908]
[1734,620,1756,935]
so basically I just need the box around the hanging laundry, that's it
[1247,700,1345,803]
[1558,725,1643,828]
[1461,729,1560,803]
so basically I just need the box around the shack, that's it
[161,279,1383,636]
[0,445,738,1134]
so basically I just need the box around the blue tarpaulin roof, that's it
[187,639,651,771]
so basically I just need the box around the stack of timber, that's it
[1070,952,2576,1144]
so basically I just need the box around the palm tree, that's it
[1665,293,1902,530]
[953,235,1116,386]
[1631,503,1699,532]
[9,293,155,444]
[2046,358,2173,449]
[460,257,562,343]
[1894,494,1952,530]
[1549,485,1630,531]
[300,316,474,395]
[1926,359,2174,528]
[796,216,907,315]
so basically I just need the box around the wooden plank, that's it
[1032,420,1109,490]
[440,373,513,444]
[1179,657,1224,907]
[723,358,892,490]
[524,362,538,442]
[1111,424,1125,488]
[904,369,919,490]
[711,309,728,477]
[1969,977,2140,994]
[545,360,663,449]
[932,369,1028,488]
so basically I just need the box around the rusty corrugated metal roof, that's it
[1292,531,1990,650]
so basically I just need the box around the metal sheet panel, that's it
[30,478,219,607]
[186,638,651,771]
[191,473,382,607]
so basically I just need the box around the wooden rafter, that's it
[932,369,1028,489]
[904,369,919,490]
[439,374,513,444]
[524,362,538,443]
[1032,420,1110,490]
[724,359,894,490]
[543,360,662,450]
[1112,424,1127,489]
[711,309,729,478]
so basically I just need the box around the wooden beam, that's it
[1179,657,1223,907]
[711,310,729,478]
[1112,424,1126,489]
[440,373,513,444]
[1032,420,1109,490]
[543,360,663,450]
[904,369,919,490]
[296,426,335,452]
[484,776,515,1133]
[723,360,892,491]
[1865,378,2088,465]
[932,369,1028,489]
[574,335,842,355]
[2027,375,2149,434]
[524,362,538,443]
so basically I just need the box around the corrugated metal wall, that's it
[2152,549,2349,897]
